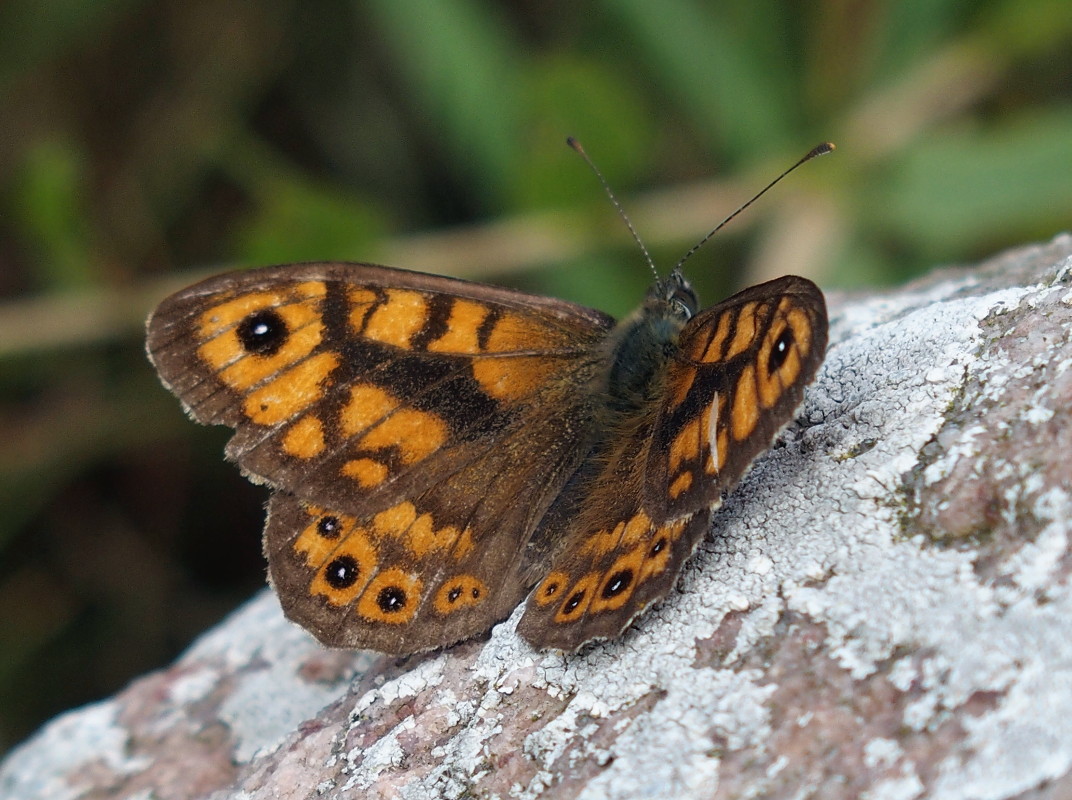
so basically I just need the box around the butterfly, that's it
[145,152,829,656]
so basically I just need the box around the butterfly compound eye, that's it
[670,283,698,318]
[237,308,288,356]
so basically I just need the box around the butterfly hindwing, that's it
[265,489,536,654]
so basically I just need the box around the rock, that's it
[3,235,1072,800]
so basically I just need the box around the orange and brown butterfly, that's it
[145,144,830,655]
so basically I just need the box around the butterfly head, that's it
[647,268,699,323]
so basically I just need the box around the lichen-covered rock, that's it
[3,235,1072,800]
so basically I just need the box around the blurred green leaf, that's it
[514,55,656,209]
[233,174,389,265]
[874,108,1072,258]
[363,0,524,209]
[601,0,795,159]
[871,0,964,77]
[8,140,98,291]
[0,0,139,90]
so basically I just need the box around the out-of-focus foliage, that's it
[0,0,1069,752]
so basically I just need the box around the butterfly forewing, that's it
[648,276,828,519]
[147,262,613,511]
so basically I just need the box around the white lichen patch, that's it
[865,767,925,800]
[0,702,144,800]
[213,592,375,763]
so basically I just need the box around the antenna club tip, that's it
[814,141,836,156]
[566,136,584,153]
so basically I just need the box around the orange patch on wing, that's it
[699,309,733,362]
[403,512,458,558]
[453,527,475,560]
[340,384,398,436]
[639,520,686,582]
[371,501,417,540]
[433,574,488,614]
[472,356,560,401]
[347,287,379,332]
[787,308,812,354]
[359,408,448,464]
[716,428,729,470]
[309,532,378,607]
[590,546,646,613]
[294,507,358,567]
[756,313,806,410]
[356,569,422,624]
[669,471,693,499]
[428,299,489,354]
[757,324,794,409]
[583,529,617,553]
[534,571,570,606]
[724,302,758,359]
[198,281,326,340]
[582,512,649,557]
[243,352,339,426]
[209,317,324,392]
[483,311,567,352]
[581,526,620,557]
[554,573,599,623]
[342,457,389,487]
[731,364,759,440]
[622,511,652,547]
[669,417,701,472]
[363,289,428,349]
[282,415,326,459]
[198,283,326,389]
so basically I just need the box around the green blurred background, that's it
[1,0,1070,753]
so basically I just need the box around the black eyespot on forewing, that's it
[237,309,288,356]
[769,327,794,373]
[601,570,633,599]
[324,555,359,589]
[377,585,408,614]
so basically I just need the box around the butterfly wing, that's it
[517,276,827,650]
[646,275,828,519]
[147,262,615,653]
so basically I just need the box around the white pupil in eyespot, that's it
[253,322,270,336]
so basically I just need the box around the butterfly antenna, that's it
[673,141,836,272]
[568,137,660,281]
